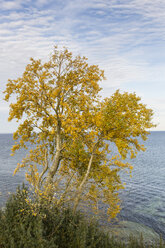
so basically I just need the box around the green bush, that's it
[0,185,164,248]
[0,185,112,248]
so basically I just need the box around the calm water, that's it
[117,131,165,239]
[0,132,165,239]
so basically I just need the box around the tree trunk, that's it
[73,142,98,213]
[46,118,61,185]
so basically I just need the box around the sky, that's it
[0,0,165,132]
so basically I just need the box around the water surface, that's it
[0,132,164,239]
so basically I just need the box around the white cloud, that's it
[0,0,22,10]
[0,0,165,132]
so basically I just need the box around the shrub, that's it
[0,185,164,248]
[0,185,113,248]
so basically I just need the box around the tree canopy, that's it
[4,46,155,219]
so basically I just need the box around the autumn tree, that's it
[4,46,155,219]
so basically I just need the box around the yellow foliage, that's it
[4,46,155,221]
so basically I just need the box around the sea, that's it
[0,132,165,240]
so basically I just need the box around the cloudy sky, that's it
[0,0,165,132]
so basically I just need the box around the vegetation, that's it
[4,46,155,219]
[0,186,164,248]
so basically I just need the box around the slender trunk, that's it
[46,118,61,185]
[37,148,49,190]
[46,149,61,184]
[73,143,98,213]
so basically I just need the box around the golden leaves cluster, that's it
[4,46,155,220]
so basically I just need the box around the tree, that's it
[4,46,155,219]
